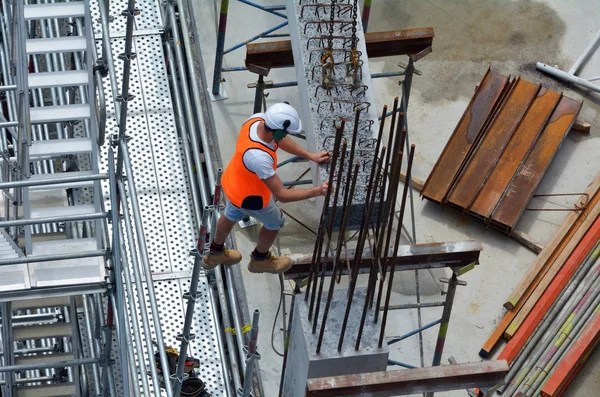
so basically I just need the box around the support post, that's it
[239,309,261,397]
[212,0,230,97]
[362,0,372,33]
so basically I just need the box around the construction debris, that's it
[477,172,600,396]
[421,69,583,234]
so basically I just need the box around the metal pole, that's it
[165,41,202,223]
[253,75,265,114]
[119,141,174,396]
[568,30,600,75]
[239,309,261,397]
[172,206,211,396]
[278,283,300,397]
[107,148,131,397]
[175,0,217,191]
[212,0,230,96]
[167,4,210,206]
[362,0,372,33]
[536,62,600,93]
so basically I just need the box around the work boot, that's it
[248,252,293,274]
[202,246,242,270]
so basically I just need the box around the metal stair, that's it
[10,0,107,289]
[1,1,111,395]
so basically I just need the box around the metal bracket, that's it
[439,277,467,287]
[175,333,196,342]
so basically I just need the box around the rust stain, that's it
[421,69,509,203]
[447,78,541,210]
[491,96,582,230]
[470,89,561,219]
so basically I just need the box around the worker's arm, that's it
[263,173,329,203]
[277,136,331,163]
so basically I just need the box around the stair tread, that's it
[15,352,74,366]
[30,204,96,220]
[28,70,88,89]
[28,171,96,191]
[29,138,92,160]
[27,36,87,54]
[13,322,72,340]
[24,2,85,20]
[12,296,71,310]
[32,238,97,256]
[16,383,76,397]
[30,104,91,124]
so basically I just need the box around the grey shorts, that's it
[223,198,286,230]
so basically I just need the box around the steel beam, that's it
[305,360,508,397]
[284,240,481,279]
[245,28,434,69]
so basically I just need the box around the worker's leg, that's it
[256,227,279,253]
[202,201,243,269]
[247,199,292,274]
[213,215,236,245]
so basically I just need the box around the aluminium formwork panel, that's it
[95,34,226,395]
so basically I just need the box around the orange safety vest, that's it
[221,117,278,210]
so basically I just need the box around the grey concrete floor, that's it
[194,1,600,396]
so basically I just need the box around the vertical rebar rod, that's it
[212,0,230,95]
[356,150,387,350]
[312,139,347,333]
[317,161,360,353]
[172,206,211,396]
[338,150,387,352]
[306,123,344,309]
[379,145,415,347]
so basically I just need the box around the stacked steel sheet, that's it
[421,68,583,234]
[477,172,600,397]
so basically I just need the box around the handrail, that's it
[95,70,107,146]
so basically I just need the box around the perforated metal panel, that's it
[90,0,163,36]
[93,18,226,397]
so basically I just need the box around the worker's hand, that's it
[319,181,330,196]
[311,150,331,164]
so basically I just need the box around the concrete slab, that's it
[192,1,599,396]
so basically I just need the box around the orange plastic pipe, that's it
[499,214,600,363]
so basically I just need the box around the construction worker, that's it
[203,103,331,273]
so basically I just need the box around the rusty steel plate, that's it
[421,68,509,203]
[446,78,541,210]
[469,88,562,219]
[491,96,583,232]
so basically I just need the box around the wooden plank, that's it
[503,171,600,310]
[469,88,562,218]
[504,197,600,339]
[446,79,541,210]
[305,361,509,397]
[510,230,544,254]
[400,170,424,192]
[491,96,583,232]
[500,215,600,363]
[572,119,591,133]
[421,69,509,203]
[480,173,600,357]
[540,308,600,397]
[244,28,435,69]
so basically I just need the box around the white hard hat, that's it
[264,103,302,133]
